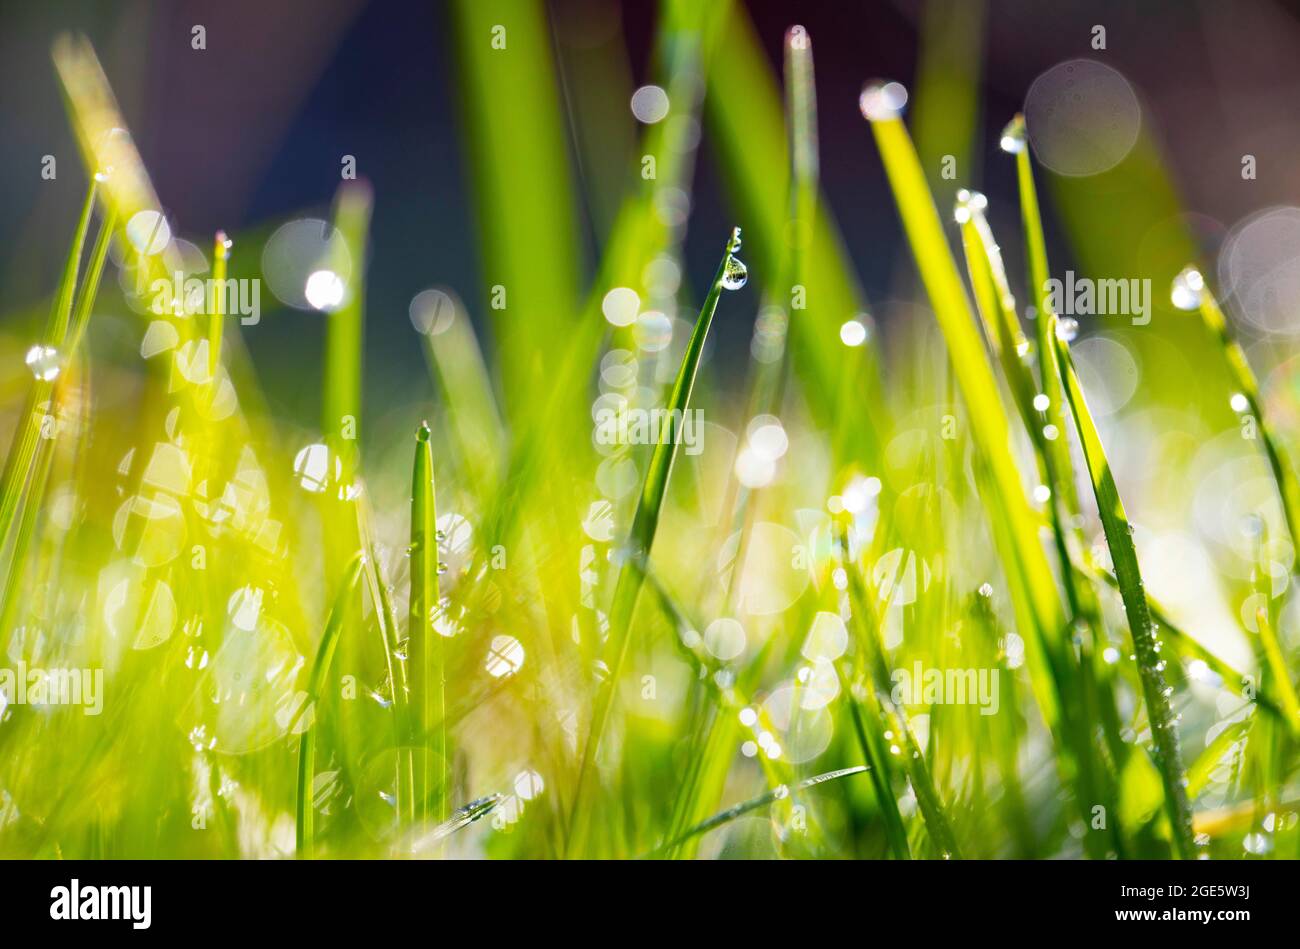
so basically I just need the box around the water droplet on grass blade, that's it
[304,269,346,311]
[1170,266,1205,311]
[953,188,988,224]
[721,256,748,290]
[25,345,60,381]
[999,116,1027,154]
[859,80,908,121]
[1055,317,1079,342]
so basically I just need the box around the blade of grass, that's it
[208,231,229,379]
[568,226,743,856]
[1047,312,1196,858]
[0,180,96,545]
[0,197,115,636]
[1254,603,1300,737]
[863,91,1066,741]
[642,766,868,858]
[958,190,1121,857]
[1193,274,1300,569]
[296,553,365,858]
[407,421,447,826]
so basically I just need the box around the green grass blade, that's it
[323,182,371,482]
[407,421,447,824]
[864,95,1065,734]
[705,5,886,457]
[0,179,97,544]
[568,226,743,856]
[1047,313,1196,858]
[642,766,868,858]
[208,231,229,379]
[1194,278,1300,568]
[1254,603,1300,736]
[296,553,365,858]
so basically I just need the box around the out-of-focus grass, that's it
[0,3,1296,863]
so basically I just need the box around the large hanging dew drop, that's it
[1170,266,1205,311]
[858,80,908,121]
[721,256,748,291]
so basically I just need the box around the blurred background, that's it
[4,0,1300,420]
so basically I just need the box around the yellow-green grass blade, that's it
[568,227,743,856]
[447,0,581,418]
[323,182,371,482]
[418,294,504,493]
[1254,603,1300,737]
[0,180,95,546]
[1195,281,1300,570]
[296,554,365,858]
[864,100,1065,737]
[407,422,447,825]
[1004,114,1086,528]
[911,0,986,192]
[1085,561,1289,723]
[641,766,868,858]
[1048,314,1196,858]
[208,231,229,379]
[0,200,114,635]
[705,4,886,459]
[959,193,1122,856]
[1186,718,1251,799]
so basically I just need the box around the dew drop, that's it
[859,80,908,121]
[721,256,748,290]
[953,188,988,224]
[1170,266,1205,311]
[1055,317,1079,342]
[999,116,1028,154]
[24,345,60,382]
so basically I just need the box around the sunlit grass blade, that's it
[0,195,114,635]
[418,294,503,492]
[1189,271,1300,568]
[407,421,447,825]
[323,182,371,481]
[1047,313,1196,858]
[568,226,743,856]
[642,766,868,858]
[1084,561,1289,722]
[959,188,1121,856]
[1003,115,1087,528]
[448,0,581,415]
[403,794,502,853]
[706,5,886,456]
[1254,603,1300,736]
[296,553,365,858]
[208,231,230,379]
[0,180,96,547]
[863,91,1065,737]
